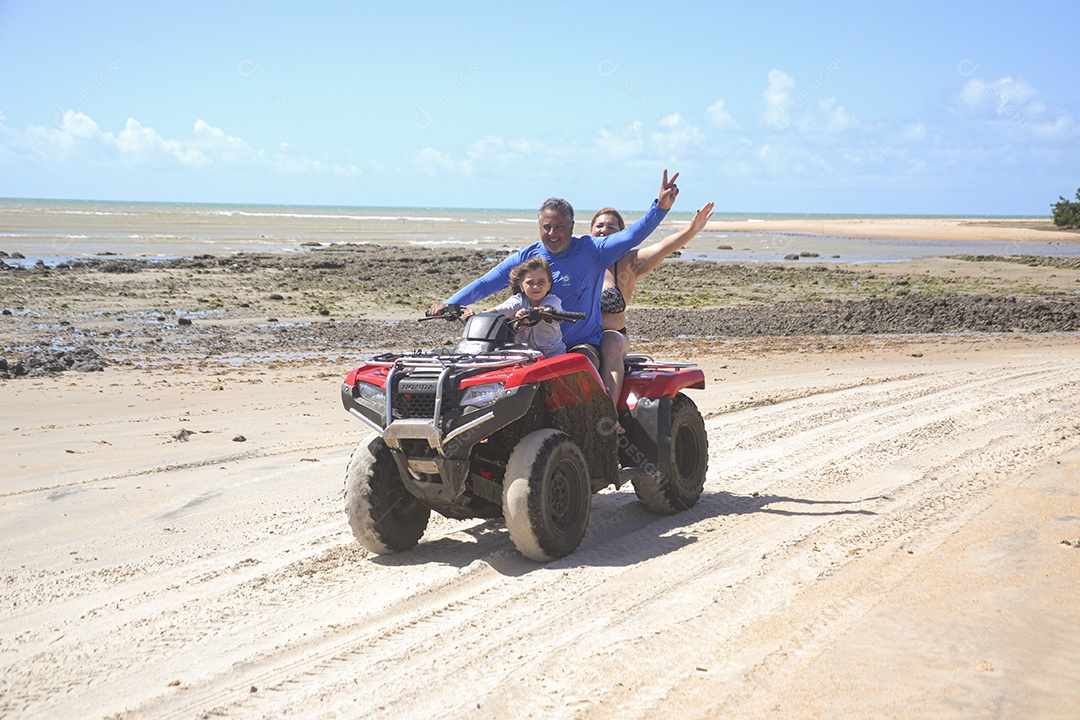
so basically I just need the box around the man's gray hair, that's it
[539,197,574,221]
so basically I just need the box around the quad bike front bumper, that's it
[343,381,540,510]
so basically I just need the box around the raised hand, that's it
[688,201,715,233]
[658,169,680,210]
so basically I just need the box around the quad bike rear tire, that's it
[632,392,708,514]
[345,436,430,554]
[503,429,591,562]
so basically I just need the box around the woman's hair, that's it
[508,257,553,294]
[590,207,626,232]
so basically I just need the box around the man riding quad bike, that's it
[341,305,708,562]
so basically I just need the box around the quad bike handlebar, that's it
[420,303,467,322]
[421,304,585,327]
[511,307,585,328]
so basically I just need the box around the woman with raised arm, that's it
[591,201,715,411]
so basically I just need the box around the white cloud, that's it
[465,135,549,161]
[799,97,859,133]
[413,147,462,176]
[60,110,101,139]
[1028,113,1079,142]
[19,111,208,167]
[650,113,704,157]
[658,113,681,129]
[594,122,646,162]
[22,111,105,159]
[763,69,795,128]
[408,115,706,187]
[412,135,578,179]
[950,75,1079,145]
[2,110,357,178]
[760,69,857,134]
[464,135,573,171]
[706,99,738,130]
[988,76,1037,109]
[192,119,249,153]
[116,117,207,166]
[901,122,928,142]
[958,76,1038,117]
[755,141,830,178]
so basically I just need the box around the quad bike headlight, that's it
[354,380,388,414]
[459,382,505,409]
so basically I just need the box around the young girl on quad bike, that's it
[470,257,566,357]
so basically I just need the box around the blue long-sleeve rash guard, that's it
[447,201,669,346]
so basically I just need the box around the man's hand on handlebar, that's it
[423,303,467,321]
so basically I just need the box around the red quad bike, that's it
[340,304,709,562]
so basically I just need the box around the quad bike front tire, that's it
[344,436,430,555]
[503,429,591,562]
[632,392,709,514]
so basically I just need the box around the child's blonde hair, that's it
[508,257,553,295]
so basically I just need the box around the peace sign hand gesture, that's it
[658,169,680,210]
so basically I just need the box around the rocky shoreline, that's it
[632,295,1080,338]
[2,245,1079,377]
[0,347,107,379]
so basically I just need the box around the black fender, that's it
[618,394,671,476]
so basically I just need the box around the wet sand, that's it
[4,201,1078,266]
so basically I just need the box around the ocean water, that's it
[1,197,1076,266]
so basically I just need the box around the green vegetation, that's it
[1051,189,1080,228]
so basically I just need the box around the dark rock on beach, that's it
[2,348,107,379]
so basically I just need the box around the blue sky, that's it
[1,1,1078,214]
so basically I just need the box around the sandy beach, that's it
[2,215,1080,718]
[708,216,1080,243]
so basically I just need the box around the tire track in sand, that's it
[4,353,1077,719]
[128,355,1079,719]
